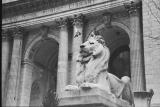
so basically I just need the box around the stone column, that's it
[18,59,34,106]
[71,14,84,85]
[2,29,10,106]
[125,1,146,92]
[5,27,24,106]
[124,1,154,106]
[56,18,69,96]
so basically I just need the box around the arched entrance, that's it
[24,37,59,106]
[90,24,130,79]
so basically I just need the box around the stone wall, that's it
[142,0,160,106]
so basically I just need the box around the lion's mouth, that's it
[80,49,92,57]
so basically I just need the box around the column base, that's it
[59,88,132,107]
[134,90,154,107]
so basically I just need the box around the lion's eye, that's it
[90,42,94,45]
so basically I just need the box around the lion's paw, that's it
[65,85,79,91]
[80,82,98,90]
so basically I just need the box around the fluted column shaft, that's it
[128,2,146,91]
[5,27,24,106]
[2,30,10,106]
[56,18,69,96]
[71,14,84,85]
[18,60,34,106]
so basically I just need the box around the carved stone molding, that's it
[2,0,132,29]
[124,1,141,16]
[102,12,112,28]
[112,12,129,19]
[72,14,84,26]
[41,26,50,39]
[11,27,25,39]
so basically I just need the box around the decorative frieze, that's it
[2,0,131,29]
[2,0,83,18]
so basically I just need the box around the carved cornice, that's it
[11,27,25,39]
[2,0,82,18]
[124,1,142,16]
[2,0,130,29]
[72,14,84,26]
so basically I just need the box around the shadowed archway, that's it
[94,25,130,79]
[28,38,59,106]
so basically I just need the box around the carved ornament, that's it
[124,1,141,16]
[41,26,49,39]
[112,12,129,19]
[11,26,25,39]
[2,29,10,40]
[56,17,68,29]
[72,14,84,26]
[74,31,81,38]
[102,12,112,28]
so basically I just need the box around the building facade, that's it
[2,0,160,107]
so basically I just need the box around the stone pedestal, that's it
[134,91,154,107]
[59,88,131,107]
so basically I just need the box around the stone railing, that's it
[2,0,83,18]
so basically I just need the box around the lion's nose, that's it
[80,45,85,48]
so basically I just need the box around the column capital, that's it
[2,29,10,40]
[124,1,141,16]
[72,14,84,26]
[21,59,35,67]
[56,17,69,29]
[11,26,25,39]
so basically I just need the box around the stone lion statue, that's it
[65,32,134,105]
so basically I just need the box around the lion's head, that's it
[79,34,106,59]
